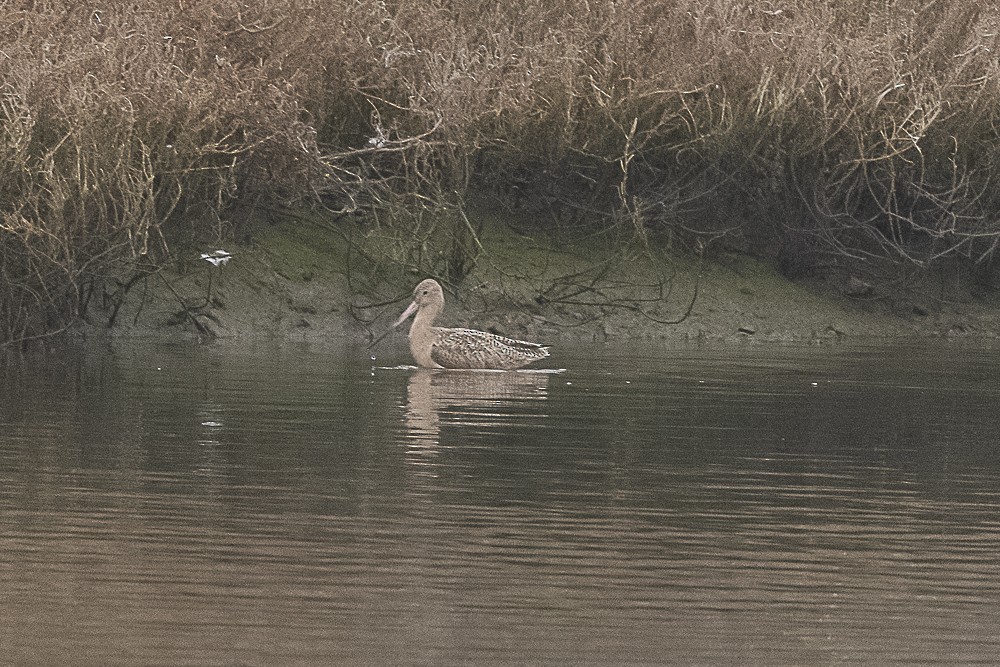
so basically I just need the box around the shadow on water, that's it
[2,340,1000,664]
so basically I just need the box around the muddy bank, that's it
[86,213,1000,351]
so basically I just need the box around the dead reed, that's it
[3,0,999,343]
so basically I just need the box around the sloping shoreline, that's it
[85,214,1000,348]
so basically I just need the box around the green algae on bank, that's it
[88,208,1000,345]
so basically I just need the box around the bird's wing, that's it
[431,328,549,369]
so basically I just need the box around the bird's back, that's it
[431,327,550,370]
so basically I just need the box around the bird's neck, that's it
[409,302,440,338]
[407,302,443,368]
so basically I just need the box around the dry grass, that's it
[3,0,1000,343]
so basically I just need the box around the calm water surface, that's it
[2,340,1000,665]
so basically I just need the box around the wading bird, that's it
[393,279,550,370]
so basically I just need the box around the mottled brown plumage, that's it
[393,279,550,370]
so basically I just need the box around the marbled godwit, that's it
[393,279,550,370]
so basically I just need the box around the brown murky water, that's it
[2,340,1000,665]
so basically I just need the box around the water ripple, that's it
[3,341,1000,664]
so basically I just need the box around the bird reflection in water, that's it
[403,368,554,462]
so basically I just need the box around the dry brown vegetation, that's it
[3,0,1000,344]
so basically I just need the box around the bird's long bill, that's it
[393,300,419,328]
